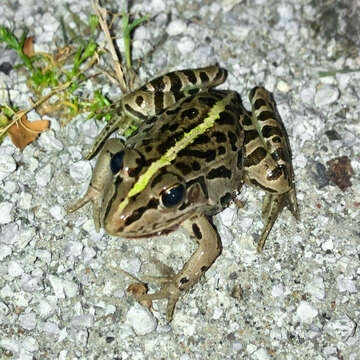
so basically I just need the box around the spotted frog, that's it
[68,65,299,321]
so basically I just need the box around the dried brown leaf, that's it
[23,36,35,57]
[8,113,50,151]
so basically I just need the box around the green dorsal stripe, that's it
[117,93,233,212]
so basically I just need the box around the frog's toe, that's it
[68,185,102,231]
[131,280,182,322]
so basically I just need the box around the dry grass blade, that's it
[91,0,128,93]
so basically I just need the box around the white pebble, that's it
[314,85,339,107]
[336,275,356,293]
[0,301,9,316]
[296,301,318,323]
[48,275,65,298]
[150,0,166,12]
[36,164,53,187]
[253,347,271,360]
[0,153,16,181]
[41,321,60,336]
[72,328,89,346]
[324,315,356,340]
[271,283,285,297]
[321,239,333,251]
[305,276,325,300]
[3,180,18,194]
[70,314,94,328]
[19,312,37,330]
[38,299,55,318]
[0,244,12,261]
[177,37,195,54]
[126,303,157,335]
[218,206,237,227]
[8,260,24,277]
[35,249,51,264]
[19,192,33,210]
[0,338,20,354]
[38,130,64,152]
[49,205,66,221]
[277,3,294,22]
[69,160,92,183]
[64,241,83,258]
[119,257,141,274]
[277,80,291,93]
[0,223,19,244]
[300,87,316,106]
[0,202,13,224]
[62,279,78,298]
[167,19,187,36]
[21,275,43,292]
[82,246,96,262]
[21,337,39,353]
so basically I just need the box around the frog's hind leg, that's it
[242,87,299,252]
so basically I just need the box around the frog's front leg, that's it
[133,215,222,322]
[68,139,124,231]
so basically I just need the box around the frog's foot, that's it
[130,277,183,322]
[67,185,102,231]
[258,189,299,252]
[258,193,286,253]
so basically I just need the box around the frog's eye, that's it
[110,151,124,174]
[161,184,186,208]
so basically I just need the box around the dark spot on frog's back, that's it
[218,111,235,126]
[193,134,210,145]
[175,162,192,176]
[218,146,226,155]
[206,165,232,180]
[180,108,199,120]
[212,131,227,143]
[156,132,182,153]
[227,131,237,151]
[160,121,179,133]
[191,161,200,171]
[198,95,217,108]
[179,149,216,162]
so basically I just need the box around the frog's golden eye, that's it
[110,151,124,174]
[160,184,185,208]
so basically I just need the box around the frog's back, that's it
[128,90,245,212]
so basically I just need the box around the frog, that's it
[68,65,299,321]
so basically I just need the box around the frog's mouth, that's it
[103,209,194,238]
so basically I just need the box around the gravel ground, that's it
[0,0,359,359]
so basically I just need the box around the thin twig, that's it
[91,0,128,93]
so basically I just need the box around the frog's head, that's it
[102,149,208,238]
